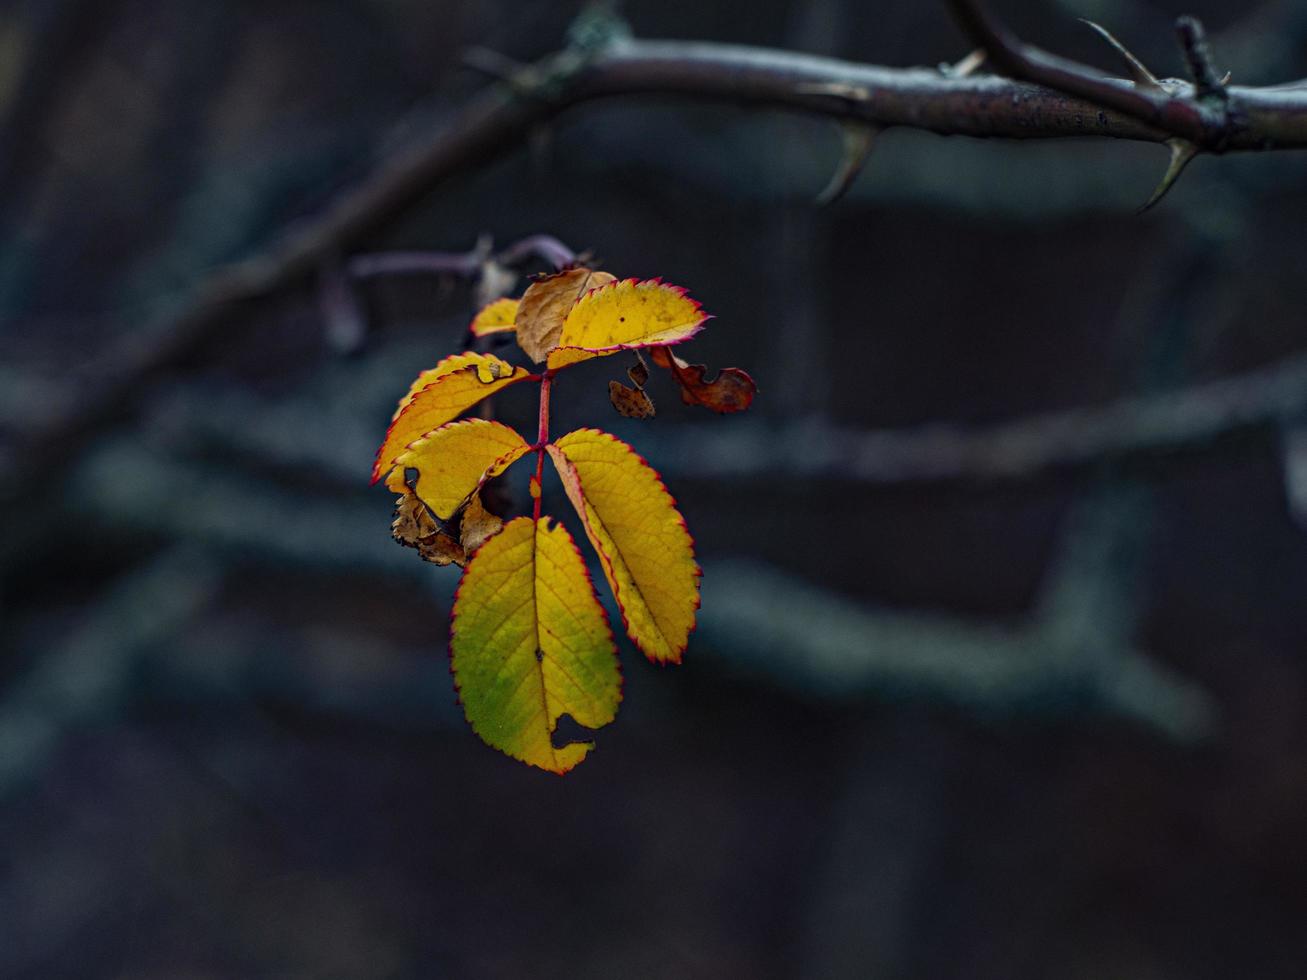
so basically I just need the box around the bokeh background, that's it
[3,0,1307,977]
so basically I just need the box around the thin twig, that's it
[1176,15,1227,102]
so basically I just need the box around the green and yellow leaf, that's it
[392,418,530,519]
[514,266,616,363]
[547,279,708,370]
[469,297,520,337]
[547,429,699,663]
[451,515,621,773]
[372,352,529,484]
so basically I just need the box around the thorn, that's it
[1080,19,1162,91]
[941,48,987,78]
[462,46,533,86]
[816,122,879,206]
[795,81,871,102]
[1138,137,1198,213]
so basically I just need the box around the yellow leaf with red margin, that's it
[372,352,529,483]
[547,279,708,370]
[393,419,529,519]
[468,297,520,337]
[451,516,620,773]
[547,429,699,663]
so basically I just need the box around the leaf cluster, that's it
[373,264,755,771]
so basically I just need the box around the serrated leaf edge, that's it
[547,428,701,665]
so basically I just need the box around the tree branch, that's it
[652,350,1307,486]
[8,27,1307,501]
[943,0,1237,148]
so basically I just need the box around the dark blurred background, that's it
[3,0,1307,977]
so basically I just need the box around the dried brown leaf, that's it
[608,380,656,419]
[515,266,616,362]
[459,492,505,556]
[648,346,757,414]
[392,491,466,566]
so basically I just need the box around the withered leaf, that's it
[627,356,650,388]
[608,380,656,419]
[649,345,757,414]
[459,491,505,556]
[393,491,466,566]
[515,266,616,363]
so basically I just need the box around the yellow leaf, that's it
[515,267,616,363]
[468,297,520,337]
[372,352,529,483]
[451,516,620,773]
[394,418,530,520]
[547,429,699,663]
[547,279,708,370]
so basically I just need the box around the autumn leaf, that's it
[392,418,530,519]
[391,489,465,566]
[515,266,616,363]
[458,491,504,555]
[469,297,520,337]
[547,279,709,370]
[372,352,529,484]
[608,381,656,418]
[608,356,656,418]
[648,345,757,414]
[451,515,621,773]
[547,429,699,663]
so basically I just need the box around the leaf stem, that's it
[533,372,553,520]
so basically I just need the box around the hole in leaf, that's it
[551,713,601,749]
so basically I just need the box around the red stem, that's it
[533,372,552,520]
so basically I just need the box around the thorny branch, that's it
[6,5,1307,500]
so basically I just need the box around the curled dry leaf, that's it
[627,354,650,388]
[608,351,656,418]
[515,266,616,362]
[392,490,466,566]
[608,380,656,418]
[458,492,504,556]
[649,345,756,414]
